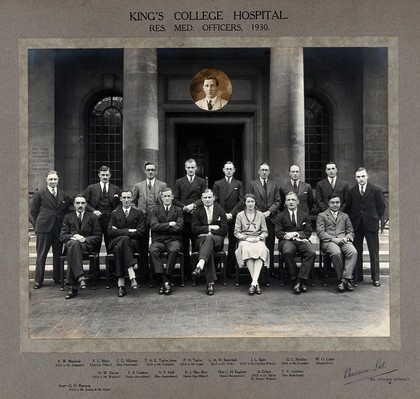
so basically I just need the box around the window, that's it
[87,95,123,187]
[305,96,330,188]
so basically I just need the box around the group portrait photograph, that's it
[22,38,396,352]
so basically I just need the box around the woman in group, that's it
[234,193,270,295]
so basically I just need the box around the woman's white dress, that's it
[234,210,270,267]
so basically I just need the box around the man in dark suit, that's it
[83,165,121,252]
[344,167,385,286]
[246,162,281,279]
[316,161,349,212]
[29,170,72,289]
[108,189,146,297]
[173,158,206,275]
[316,194,357,293]
[59,194,102,299]
[132,162,167,281]
[275,191,316,294]
[191,189,228,295]
[280,164,314,214]
[212,161,244,278]
[149,187,184,295]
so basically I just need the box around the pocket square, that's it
[113,194,119,197]
[217,217,221,221]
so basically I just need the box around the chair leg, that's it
[222,254,227,286]
[180,254,185,287]
[279,256,284,287]
[235,263,239,287]
[60,257,65,291]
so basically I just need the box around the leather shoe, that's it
[293,283,301,295]
[33,282,42,289]
[191,266,201,278]
[336,282,345,293]
[79,278,86,289]
[158,285,165,295]
[206,284,215,296]
[255,284,261,295]
[300,282,308,293]
[118,286,126,297]
[65,288,78,299]
[344,281,354,292]
[164,282,172,295]
[373,280,381,287]
[248,285,256,295]
[130,278,139,289]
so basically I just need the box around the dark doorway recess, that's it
[176,124,243,188]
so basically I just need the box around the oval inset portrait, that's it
[190,69,232,111]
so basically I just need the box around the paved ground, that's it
[29,273,390,339]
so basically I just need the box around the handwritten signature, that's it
[343,360,399,385]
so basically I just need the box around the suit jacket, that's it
[107,207,146,250]
[195,96,228,110]
[316,209,354,244]
[83,182,121,213]
[173,175,206,222]
[316,177,349,212]
[133,179,167,214]
[29,187,72,233]
[246,179,281,222]
[150,204,184,242]
[275,209,313,241]
[191,204,228,239]
[212,177,244,216]
[280,180,314,213]
[344,182,385,232]
[59,211,102,252]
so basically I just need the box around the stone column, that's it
[28,50,55,192]
[268,48,305,183]
[362,48,388,191]
[123,49,158,188]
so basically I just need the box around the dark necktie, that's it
[148,181,152,191]
[291,211,296,226]
[330,179,335,189]
[360,185,365,195]
[77,212,82,230]
[262,178,267,191]
[124,209,129,218]
[51,188,56,197]
[165,206,169,214]
[102,184,107,196]
[189,176,193,185]
[207,101,213,110]
[293,181,298,193]
[227,177,231,185]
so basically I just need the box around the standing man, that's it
[316,161,349,212]
[212,161,244,278]
[280,164,314,214]
[108,189,146,297]
[173,158,206,276]
[316,194,357,293]
[29,170,72,289]
[191,189,228,295]
[83,165,121,252]
[275,192,316,295]
[344,167,385,287]
[149,188,184,295]
[194,75,228,111]
[246,162,281,279]
[133,162,167,281]
[60,194,102,299]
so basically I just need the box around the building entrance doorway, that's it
[176,124,243,188]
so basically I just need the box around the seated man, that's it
[149,188,184,295]
[316,194,357,292]
[108,189,146,297]
[191,189,228,295]
[275,191,316,294]
[59,194,102,299]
